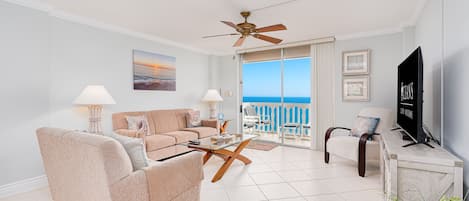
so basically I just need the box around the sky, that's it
[243,57,311,97]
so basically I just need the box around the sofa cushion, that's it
[158,131,198,143]
[110,133,150,171]
[183,127,218,138]
[145,135,177,152]
[148,109,191,133]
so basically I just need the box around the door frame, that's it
[237,53,317,149]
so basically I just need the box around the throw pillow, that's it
[110,133,150,171]
[125,115,150,136]
[186,110,202,128]
[350,115,381,138]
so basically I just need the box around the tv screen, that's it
[397,47,425,143]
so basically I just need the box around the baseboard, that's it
[0,175,48,199]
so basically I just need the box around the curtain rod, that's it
[236,36,335,54]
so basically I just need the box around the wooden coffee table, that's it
[182,134,256,182]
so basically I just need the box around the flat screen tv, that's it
[397,47,428,147]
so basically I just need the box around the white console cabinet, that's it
[380,131,463,201]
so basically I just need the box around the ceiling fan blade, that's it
[233,36,246,47]
[202,33,239,38]
[221,21,242,32]
[255,24,287,33]
[253,34,283,44]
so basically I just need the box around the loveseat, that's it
[37,127,204,201]
[112,109,218,160]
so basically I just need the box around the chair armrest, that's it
[110,170,148,201]
[358,134,369,176]
[325,127,351,142]
[324,127,351,153]
[144,152,204,201]
[202,119,219,129]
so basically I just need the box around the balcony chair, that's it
[282,123,301,139]
[324,108,393,177]
[243,105,271,134]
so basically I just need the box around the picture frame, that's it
[343,76,370,101]
[342,49,370,75]
[133,49,176,91]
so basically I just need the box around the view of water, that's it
[243,96,311,103]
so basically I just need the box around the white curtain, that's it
[310,42,335,150]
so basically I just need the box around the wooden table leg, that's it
[214,149,251,165]
[211,139,252,182]
[203,152,213,164]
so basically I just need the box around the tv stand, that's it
[380,130,463,200]
[402,141,434,148]
[398,130,434,148]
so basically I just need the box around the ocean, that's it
[243,96,311,103]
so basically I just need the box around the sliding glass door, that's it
[242,60,282,144]
[282,58,311,147]
[241,46,312,148]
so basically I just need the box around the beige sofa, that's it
[37,127,204,201]
[112,109,218,160]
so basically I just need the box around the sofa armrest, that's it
[144,152,204,201]
[201,119,219,129]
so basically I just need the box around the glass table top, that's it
[181,134,257,150]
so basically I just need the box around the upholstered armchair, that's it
[324,108,393,177]
[37,127,204,201]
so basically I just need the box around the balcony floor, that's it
[243,130,312,148]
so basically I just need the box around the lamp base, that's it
[88,105,103,134]
[208,102,218,119]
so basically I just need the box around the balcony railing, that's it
[242,102,311,139]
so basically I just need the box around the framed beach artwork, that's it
[343,76,369,101]
[342,49,370,75]
[133,50,176,91]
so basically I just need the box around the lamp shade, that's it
[73,85,116,105]
[202,89,223,102]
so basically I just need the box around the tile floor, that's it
[0,146,383,201]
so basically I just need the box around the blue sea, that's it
[243,96,310,103]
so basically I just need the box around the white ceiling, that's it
[39,0,423,54]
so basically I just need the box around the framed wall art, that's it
[343,76,369,101]
[342,49,370,75]
[133,49,176,91]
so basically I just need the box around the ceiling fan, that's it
[203,11,287,47]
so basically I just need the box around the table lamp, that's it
[202,89,223,119]
[73,85,116,134]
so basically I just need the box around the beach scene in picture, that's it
[133,50,176,91]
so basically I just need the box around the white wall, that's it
[414,0,443,142]
[217,55,240,134]
[414,0,469,191]
[334,33,403,127]
[0,1,211,188]
[0,1,50,186]
[48,18,210,132]
[441,0,469,191]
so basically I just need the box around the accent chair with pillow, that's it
[324,107,393,177]
[112,109,218,160]
[37,127,204,201]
